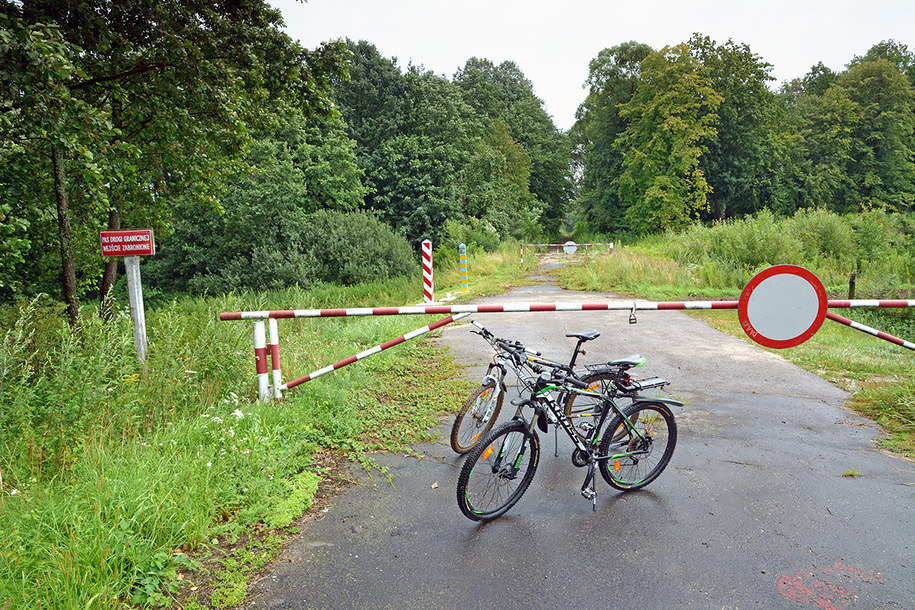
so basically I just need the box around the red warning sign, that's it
[100,230,155,257]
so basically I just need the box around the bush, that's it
[303,210,417,285]
[783,208,856,265]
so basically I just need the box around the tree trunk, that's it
[52,145,81,326]
[99,208,120,321]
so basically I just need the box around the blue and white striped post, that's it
[459,243,468,292]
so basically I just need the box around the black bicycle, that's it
[456,341,680,521]
[450,322,630,454]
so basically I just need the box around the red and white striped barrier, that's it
[825,312,915,351]
[422,239,434,303]
[282,313,471,390]
[225,297,915,400]
[521,242,614,263]
[219,299,915,321]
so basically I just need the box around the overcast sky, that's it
[268,0,914,131]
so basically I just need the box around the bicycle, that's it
[450,322,629,454]
[455,342,680,521]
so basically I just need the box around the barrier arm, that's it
[282,312,471,390]
[825,312,915,352]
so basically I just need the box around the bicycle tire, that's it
[563,369,628,437]
[451,381,504,454]
[597,401,676,491]
[456,420,540,521]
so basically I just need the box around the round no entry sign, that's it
[738,265,827,349]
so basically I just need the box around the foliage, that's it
[615,44,723,234]
[571,41,654,234]
[0,267,496,607]
[687,34,778,219]
[0,1,350,313]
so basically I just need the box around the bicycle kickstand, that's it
[581,463,597,511]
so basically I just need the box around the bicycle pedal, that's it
[581,488,596,501]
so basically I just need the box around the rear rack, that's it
[616,376,668,393]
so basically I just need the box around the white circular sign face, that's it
[738,265,827,349]
[563,241,578,255]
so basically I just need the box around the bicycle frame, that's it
[509,373,682,507]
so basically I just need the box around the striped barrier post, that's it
[459,243,468,292]
[253,320,269,401]
[267,318,283,400]
[422,239,434,303]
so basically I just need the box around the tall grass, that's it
[561,208,915,299]
[557,208,915,458]
[0,243,529,607]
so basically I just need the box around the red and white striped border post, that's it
[283,313,471,389]
[267,318,283,400]
[253,321,269,401]
[422,239,434,303]
[825,312,915,351]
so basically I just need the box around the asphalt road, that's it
[245,274,914,609]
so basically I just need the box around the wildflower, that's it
[206,462,212,468]
[9,489,19,496]
[232,409,244,420]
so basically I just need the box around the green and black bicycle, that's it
[450,321,632,454]
[455,332,680,522]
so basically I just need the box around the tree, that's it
[1,1,349,321]
[835,59,915,210]
[571,41,654,233]
[688,34,777,219]
[454,58,571,235]
[332,39,407,163]
[365,135,461,246]
[614,44,723,234]
[150,112,371,293]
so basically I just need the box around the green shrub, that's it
[783,207,856,264]
[303,210,417,285]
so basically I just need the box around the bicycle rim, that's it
[457,421,539,521]
[451,382,503,454]
[598,402,676,491]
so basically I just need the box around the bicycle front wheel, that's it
[451,381,504,454]
[456,421,540,521]
[597,401,676,491]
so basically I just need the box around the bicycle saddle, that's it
[566,330,600,342]
[608,354,645,368]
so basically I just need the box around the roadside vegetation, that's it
[0,245,530,608]
[558,208,915,458]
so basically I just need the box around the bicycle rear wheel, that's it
[451,381,504,454]
[456,420,540,521]
[564,369,632,439]
[597,401,676,491]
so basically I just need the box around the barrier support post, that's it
[422,239,434,303]
[253,320,269,401]
[267,318,283,400]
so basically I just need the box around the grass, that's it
[0,244,526,608]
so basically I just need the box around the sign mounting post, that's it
[100,229,155,364]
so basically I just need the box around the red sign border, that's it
[738,264,827,349]
[100,229,156,257]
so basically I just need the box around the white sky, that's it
[269,0,915,131]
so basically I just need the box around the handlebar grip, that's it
[566,376,590,389]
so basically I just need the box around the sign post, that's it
[100,229,155,364]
